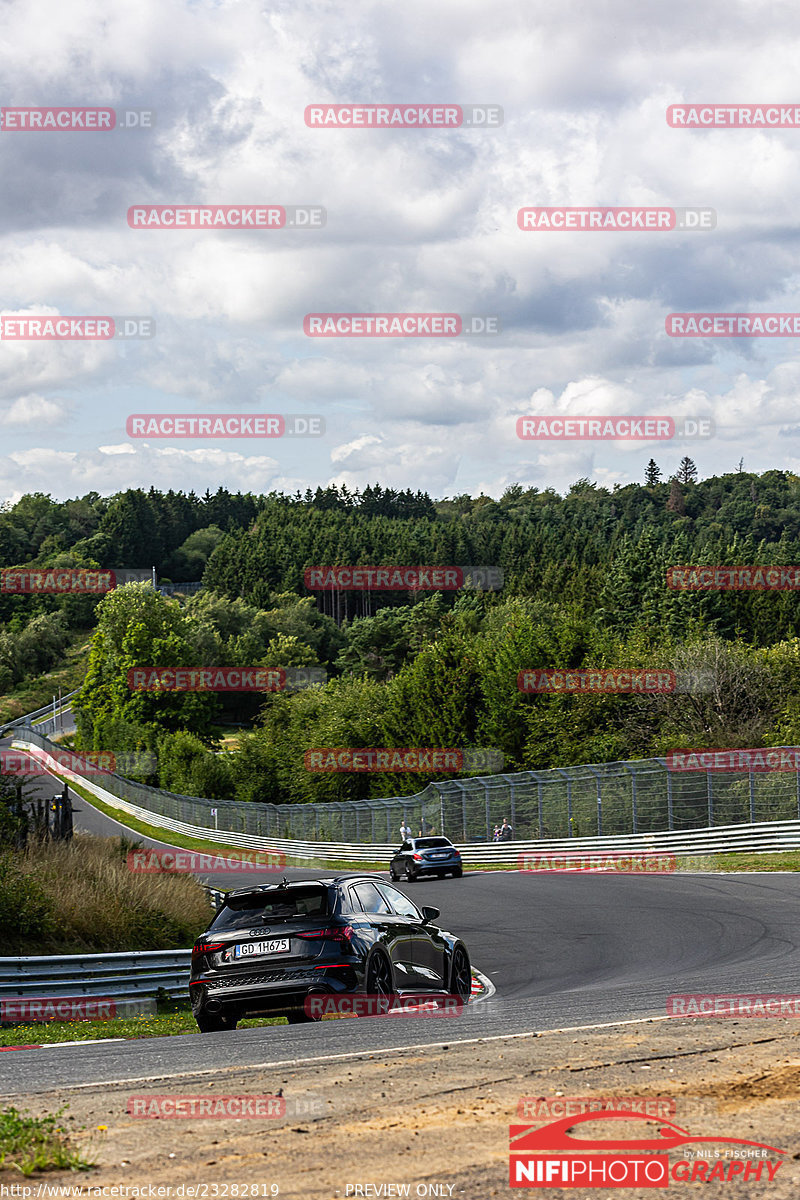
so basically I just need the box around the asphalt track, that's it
[3,734,800,1095]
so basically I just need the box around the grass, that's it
[55,776,391,871]
[0,996,283,1048]
[0,632,91,726]
[0,834,213,955]
[0,1106,92,1176]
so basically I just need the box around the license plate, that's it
[234,938,290,958]
[430,853,448,859]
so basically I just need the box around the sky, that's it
[1,0,800,504]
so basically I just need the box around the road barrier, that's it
[0,949,191,1005]
[11,736,800,864]
[0,690,79,738]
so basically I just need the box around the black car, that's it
[189,874,472,1032]
[389,836,463,882]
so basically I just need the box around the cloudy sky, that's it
[1,0,799,504]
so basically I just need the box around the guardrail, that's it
[0,950,191,1002]
[12,739,800,863]
[0,690,79,737]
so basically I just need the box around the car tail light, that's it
[296,926,353,943]
[191,941,225,964]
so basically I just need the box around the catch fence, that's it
[13,729,800,846]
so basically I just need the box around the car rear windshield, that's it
[211,885,330,931]
[415,837,452,849]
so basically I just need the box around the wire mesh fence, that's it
[14,729,800,845]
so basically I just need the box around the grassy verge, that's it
[0,998,283,1048]
[0,834,213,955]
[0,632,90,726]
[57,776,391,872]
[0,1105,92,1175]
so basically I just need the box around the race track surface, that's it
[3,741,800,1095]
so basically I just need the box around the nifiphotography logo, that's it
[509,1107,785,1187]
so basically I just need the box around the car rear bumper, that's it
[190,963,361,1016]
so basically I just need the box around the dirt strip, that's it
[2,1018,800,1198]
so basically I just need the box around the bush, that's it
[0,835,213,954]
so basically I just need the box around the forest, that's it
[3,462,800,806]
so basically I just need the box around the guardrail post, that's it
[707,771,713,827]
[749,771,755,823]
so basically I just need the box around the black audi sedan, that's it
[389,836,463,882]
[189,875,471,1032]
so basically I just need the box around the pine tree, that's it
[675,456,698,485]
[645,459,662,487]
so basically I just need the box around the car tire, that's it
[195,1010,238,1033]
[452,868,463,878]
[365,950,395,1008]
[389,867,400,881]
[449,944,472,1001]
[405,863,417,882]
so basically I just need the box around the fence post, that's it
[666,768,674,831]
[707,771,713,827]
[567,778,573,836]
[461,783,468,841]
[538,779,543,838]
[749,772,755,824]
[485,782,491,842]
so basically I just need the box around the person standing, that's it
[499,817,513,841]
[400,819,412,841]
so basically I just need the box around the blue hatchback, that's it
[389,836,463,882]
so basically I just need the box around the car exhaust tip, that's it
[205,999,223,1014]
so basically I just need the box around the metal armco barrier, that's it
[0,690,79,738]
[12,738,800,863]
[0,949,191,1002]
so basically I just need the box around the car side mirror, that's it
[421,906,440,924]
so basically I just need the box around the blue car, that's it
[389,836,463,882]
